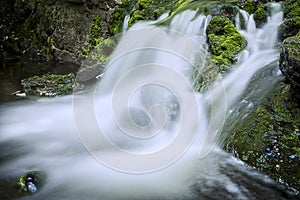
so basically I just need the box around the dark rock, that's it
[278,19,300,41]
[209,3,239,22]
[76,62,105,83]
[279,34,300,94]
[0,0,118,63]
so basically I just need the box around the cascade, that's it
[0,3,292,200]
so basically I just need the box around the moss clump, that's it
[282,34,300,62]
[285,0,300,25]
[109,0,134,35]
[128,0,179,26]
[21,73,76,97]
[253,6,268,27]
[110,0,184,35]
[243,0,257,14]
[241,0,268,27]
[84,37,116,66]
[226,82,300,192]
[84,15,104,56]
[206,16,246,71]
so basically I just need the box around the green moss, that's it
[128,0,176,26]
[283,34,300,62]
[285,0,300,24]
[206,16,246,71]
[243,0,256,14]
[253,6,268,27]
[293,147,300,157]
[21,73,76,96]
[110,0,134,35]
[226,82,300,191]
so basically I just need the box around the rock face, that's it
[280,34,300,95]
[0,0,118,64]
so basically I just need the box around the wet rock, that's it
[278,19,300,41]
[279,34,300,95]
[226,82,300,193]
[209,3,239,22]
[1,0,118,63]
[16,171,46,194]
[21,73,76,97]
[76,62,105,83]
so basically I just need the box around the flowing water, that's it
[0,4,296,200]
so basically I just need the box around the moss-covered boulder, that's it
[284,0,300,25]
[279,19,300,41]
[278,0,300,41]
[225,82,300,193]
[206,16,247,71]
[279,34,300,96]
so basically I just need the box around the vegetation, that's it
[21,73,76,97]
[226,82,300,191]
[285,0,300,25]
[206,16,247,71]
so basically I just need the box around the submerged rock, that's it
[16,171,46,194]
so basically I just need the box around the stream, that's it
[0,3,298,200]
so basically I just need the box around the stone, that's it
[278,19,300,41]
[279,34,300,93]
[76,62,105,82]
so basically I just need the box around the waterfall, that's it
[0,4,291,200]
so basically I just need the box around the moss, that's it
[283,34,300,62]
[285,0,300,25]
[206,16,247,71]
[192,61,221,92]
[128,0,177,26]
[21,73,76,96]
[226,82,300,191]
[253,6,268,27]
[110,0,134,35]
[243,0,257,14]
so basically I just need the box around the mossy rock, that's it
[206,16,247,71]
[285,0,300,25]
[279,18,300,41]
[280,34,300,92]
[225,82,300,192]
[110,0,184,35]
[21,73,76,97]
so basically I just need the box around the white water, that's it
[0,4,287,200]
